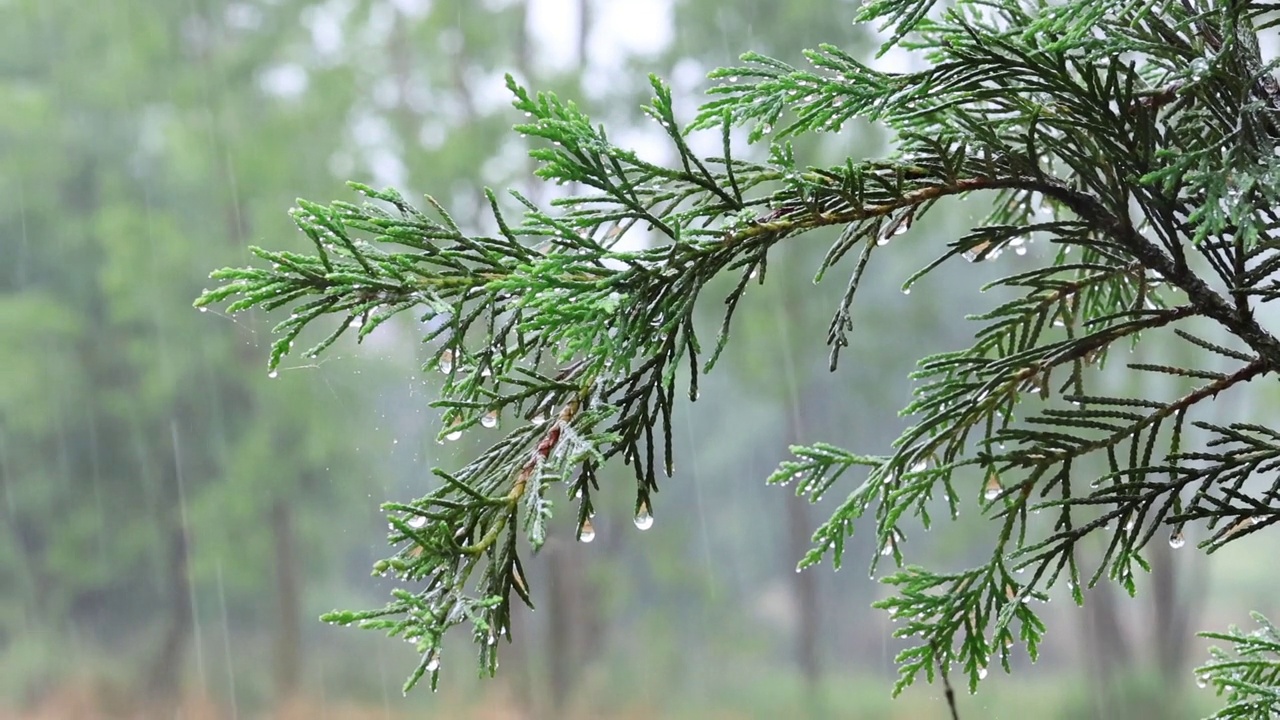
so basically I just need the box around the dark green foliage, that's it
[198,0,1280,710]
[1198,613,1280,718]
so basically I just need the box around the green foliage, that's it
[1198,613,1280,718]
[198,0,1280,710]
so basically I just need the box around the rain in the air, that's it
[5,0,1280,718]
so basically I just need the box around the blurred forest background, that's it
[2,0,1277,718]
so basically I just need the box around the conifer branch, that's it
[197,0,1280,710]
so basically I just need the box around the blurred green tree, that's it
[0,0,391,709]
[200,0,1280,717]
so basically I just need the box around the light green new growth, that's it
[197,0,1280,710]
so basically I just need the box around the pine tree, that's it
[198,0,1280,714]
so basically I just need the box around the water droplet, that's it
[748,268,759,279]
[480,410,499,428]
[268,370,279,379]
[445,419,463,442]
[1169,530,1186,549]
[1196,674,1208,689]
[198,306,208,313]
[902,287,911,295]
[532,413,547,426]
[408,515,427,529]
[984,473,1003,501]
[978,667,989,680]
[439,349,454,374]
[425,655,440,673]
[487,632,497,646]
[634,502,654,530]
[880,539,894,556]
[578,518,596,543]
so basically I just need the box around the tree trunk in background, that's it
[546,543,577,714]
[786,494,822,708]
[272,498,302,703]
[780,291,822,699]
[1149,540,1199,715]
[146,522,192,702]
[1082,574,1131,716]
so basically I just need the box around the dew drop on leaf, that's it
[408,515,427,529]
[978,667,989,680]
[1169,530,1186,549]
[480,410,499,429]
[439,349,454,374]
[268,370,278,379]
[578,518,596,543]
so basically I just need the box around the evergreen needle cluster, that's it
[197,0,1280,712]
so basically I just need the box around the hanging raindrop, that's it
[578,518,596,543]
[634,501,654,531]
[978,667,989,680]
[425,654,440,673]
[439,349,454,374]
[268,370,279,379]
[408,515,427,529]
[1169,529,1186,549]
[445,419,463,441]
[984,473,1003,501]
[480,410,499,428]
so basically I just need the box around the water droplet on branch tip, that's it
[268,370,278,379]
[408,515,427,529]
[634,502,654,530]
[439,349,454,374]
[578,519,596,543]
[984,473,1003,501]
[1169,530,1185,549]
[481,410,499,428]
